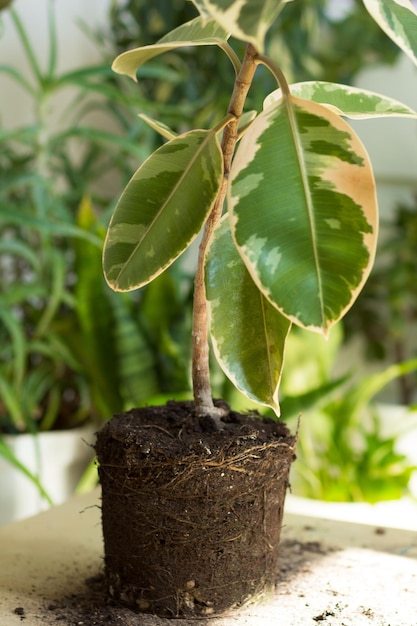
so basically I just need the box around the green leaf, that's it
[110,296,160,406]
[0,210,102,247]
[0,240,41,271]
[140,271,193,393]
[229,95,378,334]
[0,308,26,389]
[0,375,25,430]
[329,358,417,424]
[201,0,292,53]
[264,82,417,119]
[35,250,66,338]
[0,438,54,506]
[103,129,223,292]
[73,198,124,414]
[363,0,417,66]
[206,217,291,415]
[138,114,177,140]
[112,16,230,81]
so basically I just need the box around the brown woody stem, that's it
[192,44,259,421]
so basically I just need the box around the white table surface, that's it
[0,489,416,626]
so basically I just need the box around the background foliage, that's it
[1,0,415,504]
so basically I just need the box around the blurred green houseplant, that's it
[344,199,417,406]
[1,0,416,507]
[0,1,197,501]
[280,326,417,502]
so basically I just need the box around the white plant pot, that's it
[285,492,417,531]
[376,402,417,497]
[0,425,96,527]
[286,403,417,531]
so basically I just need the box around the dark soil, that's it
[95,400,296,618]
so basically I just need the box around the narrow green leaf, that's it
[112,17,230,81]
[363,0,417,66]
[103,129,223,292]
[206,217,291,414]
[229,96,378,334]
[0,438,54,506]
[75,457,98,494]
[0,240,41,272]
[201,0,292,53]
[138,114,177,140]
[264,82,417,119]
[110,296,160,406]
[35,250,66,338]
[0,210,102,247]
[73,198,124,414]
[0,376,25,430]
[279,376,349,421]
[0,308,26,388]
[332,358,417,423]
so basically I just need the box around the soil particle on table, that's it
[39,539,332,626]
[16,533,416,626]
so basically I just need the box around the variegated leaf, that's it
[205,216,291,414]
[138,114,177,140]
[264,81,417,119]
[103,129,223,291]
[363,0,417,66]
[187,0,211,18]
[112,17,230,81]
[201,0,292,53]
[229,96,378,334]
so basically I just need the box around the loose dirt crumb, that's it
[13,607,25,620]
[313,610,335,621]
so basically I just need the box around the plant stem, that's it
[255,54,291,97]
[192,43,259,421]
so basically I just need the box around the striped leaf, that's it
[188,0,211,18]
[112,17,230,81]
[138,114,177,140]
[229,96,378,334]
[103,129,223,291]
[206,217,291,414]
[201,0,292,53]
[110,295,160,406]
[264,82,417,119]
[74,198,124,414]
[363,0,417,66]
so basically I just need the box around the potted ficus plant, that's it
[95,0,417,618]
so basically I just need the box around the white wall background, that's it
[0,0,112,128]
[353,54,417,220]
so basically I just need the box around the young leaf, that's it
[205,216,291,415]
[201,0,293,53]
[229,96,378,334]
[264,82,417,119]
[138,114,177,141]
[363,0,417,66]
[112,17,231,81]
[103,129,223,291]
